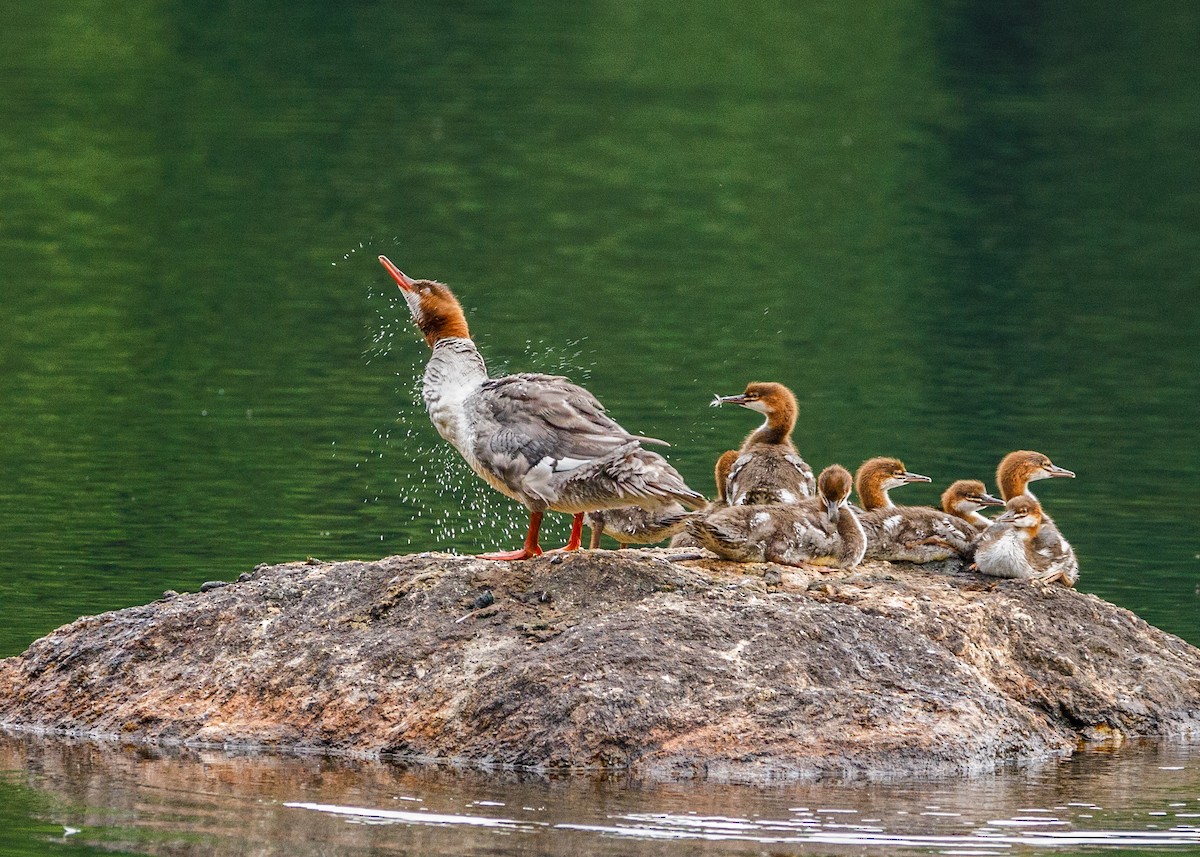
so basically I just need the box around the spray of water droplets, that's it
[349,246,597,553]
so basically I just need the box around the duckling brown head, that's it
[710,382,798,445]
[855,457,932,511]
[996,450,1075,501]
[941,479,1005,518]
[818,464,867,568]
[379,256,471,347]
[817,464,854,522]
[994,495,1044,537]
[713,449,740,503]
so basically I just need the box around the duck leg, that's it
[554,513,584,552]
[478,510,544,561]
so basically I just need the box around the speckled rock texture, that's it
[1,550,1198,782]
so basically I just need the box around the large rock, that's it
[1,550,1198,782]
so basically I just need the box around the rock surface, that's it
[1,550,1199,782]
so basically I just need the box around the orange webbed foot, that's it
[477,546,542,561]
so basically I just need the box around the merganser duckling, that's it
[858,474,1005,564]
[711,382,815,505]
[973,495,1079,585]
[686,465,866,569]
[713,448,740,504]
[942,479,1006,530]
[855,458,965,562]
[996,449,1077,567]
[997,450,1076,501]
[584,504,689,549]
[380,256,706,559]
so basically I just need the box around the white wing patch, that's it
[523,458,557,501]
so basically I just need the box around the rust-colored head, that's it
[817,464,853,522]
[379,255,471,347]
[713,449,740,502]
[994,494,1044,533]
[996,450,1075,501]
[941,479,1005,516]
[854,457,932,511]
[712,382,797,417]
[710,382,799,446]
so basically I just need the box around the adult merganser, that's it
[711,382,815,505]
[941,479,1006,530]
[972,495,1079,585]
[379,256,705,559]
[996,449,1076,566]
[858,475,1004,564]
[686,465,866,569]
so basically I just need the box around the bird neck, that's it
[423,338,486,404]
[420,339,487,455]
[1018,520,1042,541]
[745,409,794,448]
[959,509,992,528]
[858,479,893,512]
[422,310,471,346]
[836,506,867,568]
[998,466,1031,502]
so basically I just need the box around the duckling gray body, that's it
[585,504,690,548]
[687,465,865,569]
[858,508,979,563]
[859,478,1005,563]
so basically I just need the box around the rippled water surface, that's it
[3,735,1200,856]
[2,0,1199,854]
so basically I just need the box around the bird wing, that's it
[470,373,663,472]
[1034,519,1079,584]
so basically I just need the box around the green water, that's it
[2,1,1199,853]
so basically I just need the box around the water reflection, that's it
[3,733,1200,856]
